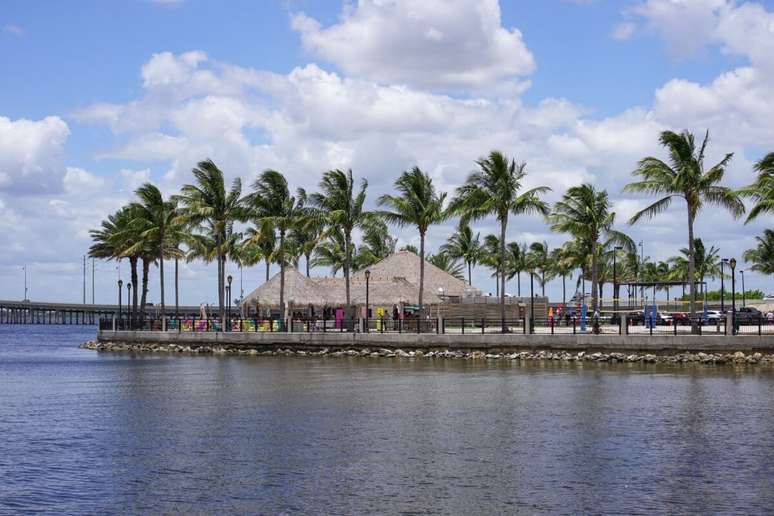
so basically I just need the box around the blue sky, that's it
[1,0,773,304]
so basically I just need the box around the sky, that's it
[1,0,773,305]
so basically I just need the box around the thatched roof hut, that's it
[352,250,476,300]
[242,267,329,307]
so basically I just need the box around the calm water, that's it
[2,326,774,514]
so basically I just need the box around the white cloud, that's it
[0,116,70,195]
[291,0,535,91]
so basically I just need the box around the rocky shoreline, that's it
[81,340,774,365]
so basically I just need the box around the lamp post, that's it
[720,259,727,316]
[127,282,132,328]
[365,269,371,333]
[227,274,233,331]
[529,270,535,334]
[638,240,644,303]
[23,265,28,301]
[740,270,746,307]
[729,258,737,335]
[118,279,123,324]
[613,246,622,313]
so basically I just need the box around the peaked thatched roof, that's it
[242,267,329,307]
[352,251,476,298]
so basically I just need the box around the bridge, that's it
[0,300,203,325]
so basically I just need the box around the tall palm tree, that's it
[312,227,348,276]
[481,234,503,296]
[504,242,527,297]
[289,217,322,277]
[176,160,242,322]
[354,220,396,270]
[526,241,550,297]
[378,167,448,313]
[310,169,369,308]
[743,230,774,275]
[450,151,550,321]
[441,223,481,285]
[245,169,307,313]
[550,184,631,311]
[242,221,276,282]
[129,183,178,316]
[550,245,574,307]
[427,252,465,281]
[669,238,721,293]
[740,152,774,222]
[89,206,140,316]
[624,130,744,320]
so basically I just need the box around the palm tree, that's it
[289,217,322,277]
[504,242,527,297]
[551,245,574,307]
[312,227,348,276]
[624,130,744,320]
[743,230,774,275]
[481,234,502,296]
[89,206,140,316]
[245,170,306,314]
[176,160,243,322]
[354,220,396,269]
[526,241,550,297]
[669,238,721,295]
[441,223,481,285]
[449,151,550,322]
[310,169,369,308]
[427,252,465,281]
[129,183,178,316]
[378,167,448,313]
[740,152,774,222]
[400,244,419,254]
[550,183,631,311]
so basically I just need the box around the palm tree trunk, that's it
[265,259,270,282]
[687,211,697,323]
[140,257,150,317]
[517,271,521,297]
[130,256,139,322]
[541,271,545,297]
[562,274,566,307]
[591,241,599,312]
[499,217,507,322]
[344,230,351,307]
[159,249,165,316]
[418,230,425,316]
[174,257,179,317]
[216,234,224,322]
[468,260,472,285]
[279,230,286,314]
[306,252,311,277]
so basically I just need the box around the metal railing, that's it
[99,313,774,336]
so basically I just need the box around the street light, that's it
[721,259,728,316]
[529,270,535,334]
[365,270,371,333]
[740,270,746,307]
[227,274,233,331]
[127,282,132,328]
[729,258,737,335]
[118,279,123,324]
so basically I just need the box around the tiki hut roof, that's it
[352,251,476,299]
[241,267,329,307]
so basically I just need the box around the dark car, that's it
[734,307,762,324]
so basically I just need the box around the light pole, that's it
[613,246,622,313]
[127,283,132,327]
[529,270,535,334]
[83,255,86,304]
[731,261,737,331]
[740,270,746,307]
[365,269,371,333]
[92,258,95,304]
[118,279,123,324]
[638,240,644,303]
[22,265,28,301]
[720,259,727,316]
[227,274,233,331]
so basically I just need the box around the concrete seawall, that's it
[96,330,774,354]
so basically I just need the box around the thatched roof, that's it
[352,251,476,298]
[241,267,440,307]
[242,267,329,307]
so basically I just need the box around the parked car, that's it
[704,310,725,324]
[734,307,763,324]
[671,312,690,325]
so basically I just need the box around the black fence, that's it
[99,313,774,336]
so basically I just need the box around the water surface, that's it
[2,325,774,514]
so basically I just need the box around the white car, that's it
[705,310,725,323]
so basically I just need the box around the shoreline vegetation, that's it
[81,339,774,365]
[89,132,774,330]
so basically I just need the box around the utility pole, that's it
[23,265,28,301]
[83,255,87,304]
[92,258,95,304]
